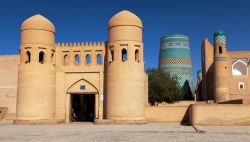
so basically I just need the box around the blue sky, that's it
[0,0,250,85]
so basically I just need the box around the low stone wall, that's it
[0,55,19,120]
[145,106,189,123]
[189,104,250,125]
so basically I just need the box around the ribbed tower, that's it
[213,30,230,103]
[159,35,194,95]
[105,10,146,122]
[16,14,56,123]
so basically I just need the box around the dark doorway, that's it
[71,94,95,122]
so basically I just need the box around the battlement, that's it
[0,54,19,63]
[0,54,18,57]
[56,41,105,47]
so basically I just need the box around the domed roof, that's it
[214,30,225,37]
[108,10,142,28]
[21,14,55,33]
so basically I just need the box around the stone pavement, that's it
[194,125,250,134]
[0,123,250,142]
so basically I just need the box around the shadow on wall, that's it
[206,62,215,100]
[181,108,189,126]
[182,80,194,100]
[0,107,8,120]
[219,99,243,104]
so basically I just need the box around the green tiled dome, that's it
[214,30,226,44]
[214,30,225,37]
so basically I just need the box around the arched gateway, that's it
[14,10,146,124]
[66,79,99,122]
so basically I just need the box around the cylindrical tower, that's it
[213,30,230,103]
[16,14,56,123]
[105,10,146,122]
[159,35,194,98]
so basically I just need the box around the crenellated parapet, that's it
[0,54,19,60]
[0,54,19,63]
[0,54,19,57]
[55,41,106,67]
[56,41,105,48]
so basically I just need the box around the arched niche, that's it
[86,54,91,64]
[121,48,127,61]
[75,54,80,65]
[25,51,31,63]
[39,51,45,64]
[135,49,139,62]
[232,60,248,76]
[64,54,69,65]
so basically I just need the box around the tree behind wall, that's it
[146,68,183,104]
[182,80,194,100]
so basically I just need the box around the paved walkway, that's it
[194,125,250,134]
[0,123,250,142]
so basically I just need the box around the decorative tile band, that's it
[161,34,189,43]
[160,66,193,75]
[160,64,192,68]
[215,56,228,61]
[159,57,191,65]
[160,42,190,49]
[215,36,226,44]
[159,48,191,58]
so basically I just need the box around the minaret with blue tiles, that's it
[213,30,230,103]
[158,34,194,99]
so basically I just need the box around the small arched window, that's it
[25,51,31,64]
[135,49,139,62]
[110,49,114,61]
[39,51,45,64]
[240,84,244,89]
[64,54,69,65]
[75,54,80,65]
[239,82,245,90]
[97,54,102,64]
[219,46,222,54]
[86,54,91,64]
[122,48,127,61]
[51,53,55,64]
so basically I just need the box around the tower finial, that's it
[214,30,226,45]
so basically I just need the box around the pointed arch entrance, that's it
[232,60,248,76]
[65,79,99,123]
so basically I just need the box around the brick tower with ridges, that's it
[213,30,230,103]
[16,14,56,123]
[105,10,146,123]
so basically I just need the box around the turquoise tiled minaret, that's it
[213,30,230,103]
[158,34,194,94]
[214,30,226,45]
